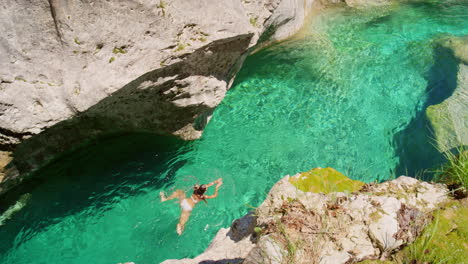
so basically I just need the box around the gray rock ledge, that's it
[0,0,315,195]
[161,175,448,264]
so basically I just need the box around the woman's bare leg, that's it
[160,189,185,202]
[176,210,192,235]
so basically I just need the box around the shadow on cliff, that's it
[6,34,253,187]
[0,133,188,255]
[393,43,459,179]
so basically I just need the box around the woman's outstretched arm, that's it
[204,179,223,199]
[205,178,223,188]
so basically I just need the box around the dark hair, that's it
[193,184,208,203]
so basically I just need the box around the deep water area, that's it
[1,1,467,263]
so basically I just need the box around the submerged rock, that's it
[426,36,468,152]
[317,0,394,8]
[344,0,394,8]
[0,193,31,226]
[162,170,449,264]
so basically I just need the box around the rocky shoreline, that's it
[0,1,466,263]
[2,0,465,203]
[161,168,464,264]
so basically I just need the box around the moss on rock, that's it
[395,199,468,264]
[358,260,394,264]
[289,167,365,194]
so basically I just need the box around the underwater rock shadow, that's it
[393,43,459,179]
[199,258,244,264]
[3,33,254,194]
[0,133,188,255]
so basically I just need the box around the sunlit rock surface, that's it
[426,36,468,152]
[162,171,449,264]
[0,0,314,195]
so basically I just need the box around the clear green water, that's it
[1,1,467,263]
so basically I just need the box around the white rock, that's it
[319,251,350,264]
[161,174,450,263]
[369,213,402,252]
[0,0,316,195]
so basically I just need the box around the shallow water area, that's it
[1,1,467,263]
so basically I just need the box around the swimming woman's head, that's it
[193,184,207,196]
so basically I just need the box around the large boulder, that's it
[0,0,315,195]
[162,169,449,264]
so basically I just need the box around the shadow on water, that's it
[0,133,188,255]
[393,43,459,179]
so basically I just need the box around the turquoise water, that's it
[1,1,467,263]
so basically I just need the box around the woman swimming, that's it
[160,178,223,235]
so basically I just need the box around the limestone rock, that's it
[0,151,12,181]
[162,172,450,264]
[250,175,447,263]
[244,235,287,264]
[320,252,350,264]
[259,0,315,48]
[441,35,468,64]
[426,64,468,152]
[161,212,257,264]
[426,36,468,152]
[317,0,393,8]
[344,0,393,8]
[0,0,316,195]
[368,208,402,253]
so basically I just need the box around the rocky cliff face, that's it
[162,168,450,264]
[0,0,315,195]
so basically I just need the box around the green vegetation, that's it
[359,260,394,264]
[14,77,27,82]
[253,226,264,237]
[74,37,81,45]
[276,220,298,263]
[369,209,384,222]
[109,57,115,63]
[112,47,126,54]
[395,202,468,264]
[157,1,166,16]
[358,200,468,264]
[249,16,258,27]
[174,43,186,52]
[157,0,166,8]
[289,167,365,194]
[93,43,104,55]
[434,146,467,198]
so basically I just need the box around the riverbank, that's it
[162,167,467,264]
